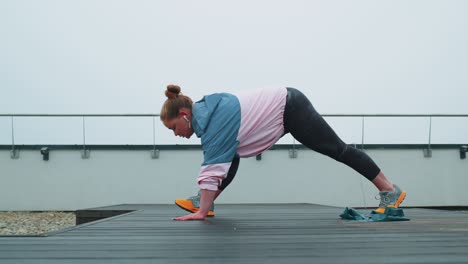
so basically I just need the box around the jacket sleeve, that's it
[196,100,241,190]
[197,162,233,191]
[197,122,240,190]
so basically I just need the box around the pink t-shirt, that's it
[235,87,288,157]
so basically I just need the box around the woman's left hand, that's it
[173,212,206,221]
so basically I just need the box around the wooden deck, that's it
[1,204,468,264]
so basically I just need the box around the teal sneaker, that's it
[373,184,406,214]
[175,192,215,217]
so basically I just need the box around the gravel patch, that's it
[0,212,76,236]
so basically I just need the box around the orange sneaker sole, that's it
[175,199,215,217]
[374,191,407,214]
[395,191,406,208]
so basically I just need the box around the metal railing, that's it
[1,113,468,160]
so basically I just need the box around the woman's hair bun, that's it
[165,84,181,99]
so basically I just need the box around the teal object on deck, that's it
[340,207,410,222]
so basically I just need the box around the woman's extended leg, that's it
[283,88,381,182]
[283,88,405,211]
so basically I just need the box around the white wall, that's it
[1,148,467,211]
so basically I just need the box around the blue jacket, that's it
[192,93,241,166]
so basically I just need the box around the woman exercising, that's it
[160,84,406,221]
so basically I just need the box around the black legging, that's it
[219,87,381,190]
[283,87,380,181]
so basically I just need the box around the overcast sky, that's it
[0,0,467,145]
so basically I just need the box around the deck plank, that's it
[1,204,467,264]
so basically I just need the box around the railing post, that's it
[361,116,365,150]
[81,116,90,159]
[289,138,298,158]
[423,116,432,158]
[10,116,19,159]
[151,116,159,159]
